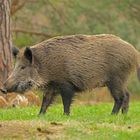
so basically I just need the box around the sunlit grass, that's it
[0,102,140,123]
[0,102,140,139]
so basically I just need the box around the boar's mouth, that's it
[11,84,18,92]
[17,81,33,93]
[6,81,33,93]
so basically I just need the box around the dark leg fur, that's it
[121,90,130,114]
[107,80,125,115]
[60,83,75,115]
[111,94,124,115]
[39,91,55,115]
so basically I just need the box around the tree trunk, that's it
[0,0,13,88]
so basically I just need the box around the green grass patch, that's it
[0,102,140,140]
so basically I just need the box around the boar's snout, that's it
[3,78,18,93]
[4,78,34,93]
[0,87,7,94]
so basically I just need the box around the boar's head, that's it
[3,47,42,93]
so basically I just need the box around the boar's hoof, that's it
[38,112,46,117]
[64,112,70,116]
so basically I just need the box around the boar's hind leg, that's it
[121,90,130,114]
[107,80,125,115]
[39,92,55,115]
[60,82,75,115]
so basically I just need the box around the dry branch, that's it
[11,28,57,38]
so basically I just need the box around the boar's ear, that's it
[24,47,32,64]
[12,46,19,58]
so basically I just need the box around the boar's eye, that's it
[20,66,26,70]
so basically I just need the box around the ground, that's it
[0,102,140,140]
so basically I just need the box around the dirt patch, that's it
[88,123,140,133]
[50,122,63,126]
[0,121,64,140]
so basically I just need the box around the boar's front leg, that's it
[39,91,55,115]
[60,82,75,115]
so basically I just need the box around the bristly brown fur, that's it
[4,34,140,115]
[29,34,139,91]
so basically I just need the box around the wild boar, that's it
[1,34,140,115]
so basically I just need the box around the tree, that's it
[0,0,13,89]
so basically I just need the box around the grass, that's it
[0,102,140,139]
